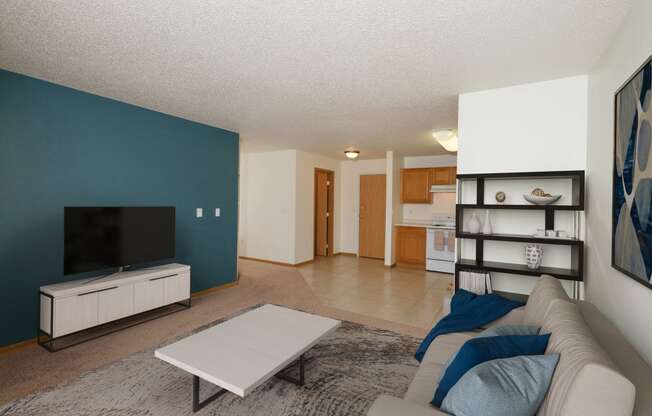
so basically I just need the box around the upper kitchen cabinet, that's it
[401,166,457,203]
[401,168,432,203]
[430,167,457,185]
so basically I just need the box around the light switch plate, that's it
[196,208,203,218]
[215,208,221,217]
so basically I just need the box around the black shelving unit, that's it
[455,170,585,299]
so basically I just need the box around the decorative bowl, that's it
[523,194,561,205]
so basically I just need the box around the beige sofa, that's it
[368,275,652,416]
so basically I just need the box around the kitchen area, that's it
[394,157,457,273]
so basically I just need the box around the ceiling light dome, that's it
[432,129,458,152]
[344,150,360,159]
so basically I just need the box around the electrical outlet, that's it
[196,208,203,218]
[215,208,221,217]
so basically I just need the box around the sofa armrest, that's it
[367,395,449,416]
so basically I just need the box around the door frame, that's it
[314,168,335,257]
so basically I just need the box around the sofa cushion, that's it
[483,306,526,328]
[523,275,570,326]
[421,332,475,366]
[441,354,559,416]
[367,395,450,416]
[432,334,551,407]
[537,299,635,416]
[404,360,444,404]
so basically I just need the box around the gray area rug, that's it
[1,306,420,415]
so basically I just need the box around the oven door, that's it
[426,228,455,262]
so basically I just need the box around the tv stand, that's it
[38,263,191,352]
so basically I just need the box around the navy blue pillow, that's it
[431,334,551,407]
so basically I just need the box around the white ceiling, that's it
[0,1,632,159]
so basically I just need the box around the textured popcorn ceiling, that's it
[0,1,632,159]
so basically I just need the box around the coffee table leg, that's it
[192,375,227,412]
[275,353,305,386]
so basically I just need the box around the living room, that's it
[1,1,652,415]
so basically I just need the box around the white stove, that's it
[426,216,455,273]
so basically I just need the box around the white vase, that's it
[482,210,492,235]
[525,244,543,269]
[466,212,481,233]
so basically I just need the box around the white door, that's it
[164,273,190,304]
[133,278,166,314]
[54,293,99,337]
[98,285,134,324]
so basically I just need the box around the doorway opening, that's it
[314,168,335,257]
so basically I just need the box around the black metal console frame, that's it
[37,291,191,352]
[191,353,306,413]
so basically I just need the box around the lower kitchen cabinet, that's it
[396,226,427,266]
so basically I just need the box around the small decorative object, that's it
[482,210,492,235]
[557,230,568,238]
[495,191,506,203]
[466,212,481,233]
[525,244,543,269]
[523,188,561,205]
[535,229,546,237]
[546,230,556,237]
[613,55,652,289]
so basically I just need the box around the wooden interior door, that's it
[314,169,334,256]
[359,174,386,259]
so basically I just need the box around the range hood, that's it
[430,185,456,193]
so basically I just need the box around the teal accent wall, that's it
[0,69,239,347]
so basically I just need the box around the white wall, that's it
[239,149,341,265]
[402,155,457,221]
[457,76,588,296]
[585,0,652,366]
[242,150,297,264]
[458,75,588,174]
[385,151,403,265]
[294,150,341,263]
[339,158,386,254]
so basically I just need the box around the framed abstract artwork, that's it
[613,55,652,289]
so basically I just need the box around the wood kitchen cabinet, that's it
[430,167,456,185]
[400,168,431,203]
[396,226,427,266]
[401,166,456,204]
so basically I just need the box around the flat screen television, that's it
[64,207,175,275]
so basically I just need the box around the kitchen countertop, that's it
[395,220,456,230]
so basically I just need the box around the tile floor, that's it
[298,255,454,329]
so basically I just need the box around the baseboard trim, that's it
[0,337,37,355]
[334,252,357,257]
[191,280,239,298]
[239,256,315,267]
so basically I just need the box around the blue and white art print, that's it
[613,56,652,288]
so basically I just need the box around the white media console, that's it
[39,263,191,351]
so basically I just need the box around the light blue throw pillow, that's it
[440,354,560,416]
[437,325,540,382]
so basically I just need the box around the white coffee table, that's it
[155,304,341,412]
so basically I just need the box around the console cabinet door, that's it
[165,273,190,304]
[98,285,134,324]
[133,278,166,314]
[54,293,99,337]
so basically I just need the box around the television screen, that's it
[64,207,175,275]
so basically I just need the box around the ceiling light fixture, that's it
[344,150,360,159]
[432,129,458,152]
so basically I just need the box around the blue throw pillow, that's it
[431,334,551,407]
[441,354,560,416]
[437,325,541,383]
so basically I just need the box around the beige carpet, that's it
[0,259,428,406]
